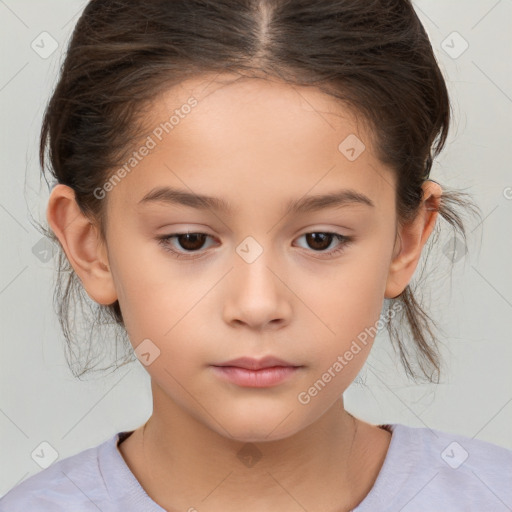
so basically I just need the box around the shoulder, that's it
[0,434,119,512]
[370,423,512,511]
[399,423,512,479]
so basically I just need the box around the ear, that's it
[384,180,442,299]
[46,184,118,306]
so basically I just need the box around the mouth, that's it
[210,356,303,388]
[212,355,301,371]
[210,365,301,388]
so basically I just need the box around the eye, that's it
[294,232,353,257]
[157,232,217,259]
[157,231,353,260]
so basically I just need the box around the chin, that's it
[217,416,301,444]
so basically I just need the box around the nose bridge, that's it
[235,234,282,297]
[223,234,292,328]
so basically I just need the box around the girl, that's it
[2,0,511,511]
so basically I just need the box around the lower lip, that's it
[211,366,300,387]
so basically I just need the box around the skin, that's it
[47,73,442,512]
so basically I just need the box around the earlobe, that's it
[46,184,118,306]
[384,180,442,299]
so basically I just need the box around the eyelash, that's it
[157,231,354,260]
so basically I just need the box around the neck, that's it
[118,380,391,512]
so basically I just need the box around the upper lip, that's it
[212,356,300,370]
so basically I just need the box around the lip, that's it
[211,365,301,388]
[210,356,303,388]
[212,356,299,370]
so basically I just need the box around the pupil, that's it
[176,233,334,252]
[179,233,205,250]
[307,233,331,250]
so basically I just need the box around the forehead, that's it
[108,74,396,215]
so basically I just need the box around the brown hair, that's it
[38,0,480,382]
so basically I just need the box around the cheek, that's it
[111,254,219,369]
[306,249,391,360]
[107,239,175,343]
[321,250,390,317]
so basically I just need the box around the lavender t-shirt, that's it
[1,423,511,511]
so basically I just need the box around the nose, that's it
[222,246,292,331]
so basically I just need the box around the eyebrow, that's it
[138,186,375,215]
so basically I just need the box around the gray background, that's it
[1,0,511,496]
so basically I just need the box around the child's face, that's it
[98,75,402,441]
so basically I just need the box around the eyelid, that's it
[157,232,218,260]
[157,229,354,260]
